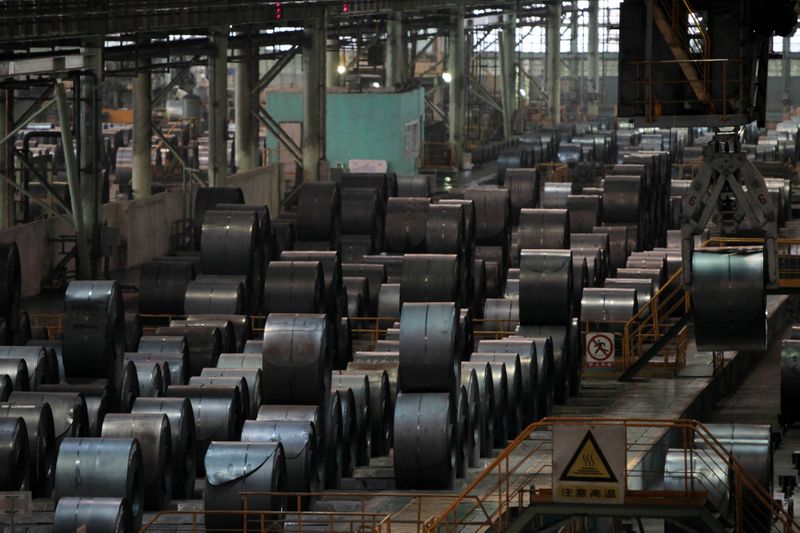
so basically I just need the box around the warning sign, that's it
[585,332,615,368]
[553,425,625,504]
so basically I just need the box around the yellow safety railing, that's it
[140,509,393,532]
[423,417,800,533]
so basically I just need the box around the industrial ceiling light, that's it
[441,72,453,83]
[372,81,381,88]
[519,88,527,97]
[337,64,346,75]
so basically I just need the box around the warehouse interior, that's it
[1,0,800,531]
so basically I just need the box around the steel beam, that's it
[133,45,152,200]
[545,2,561,124]
[255,107,303,168]
[208,28,229,186]
[253,45,300,95]
[447,9,465,163]
[302,8,326,182]
[235,33,260,171]
[587,0,600,114]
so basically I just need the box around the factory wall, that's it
[264,87,425,175]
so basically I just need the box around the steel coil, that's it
[455,385,469,478]
[183,279,245,315]
[385,198,429,253]
[393,392,455,489]
[240,419,318,509]
[279,250,345,320]
[271,219,297,256]
[54,438,144,529]
[262,313,331,405]
[580,287,638,327]
[322,391,344,488]
[170,318,236,354]
[464,188,510,246]
[217,351,264,371]
[129,360,166,398]
[193,187,244,249]
[458,308,475,362]
[782,340,800,425]
[256,404,326,487]
[340,367,392,456]
[190,376,252,420]
[201,368,263,417]
[461,362,495,457]
[571,248,603,288]
[0,416,29,491]
[342,263,386,316]
[572,233,610,280]
[474,345,537,425]
[204,441,286,532]
[518,209,570,250]
[124,314,142,353]
[473,258,487,318]
[505,169,539,224]
[340,188,382,247]
[340,234,374,262]
[63,280,125,379]
[398,303,458,394]
[400,254,460,306]
[460,369,481,467]
[567,195,602,233]
[154,327,222,377]
[519,250,573,325]
[0,358,29,392]
[471,354,522,439]
[53,497,134,533]
[603,278,653,311]
[243,340,260,353]
[130,397,196,499]
[332,372,371,466]
[165,384,242,473]
[138,260,196,315]
[0,243,20,332]
[593,226,629,275]
[664,448,732,520]
[396,175,431,197]
[137,335,189,361]
[101,413,173,510]
[571,256,589,318]
[480,298,519,333]
[187,314,252,353]
[602,176,641,223]
[9,391,89,443]
[340,172,395,202]
[377,283,401,328]
[333,387,357,478]
[264,260,325,316]
[692,248,766,351]
[12,310,31,346]
[439,199,476,252]
[475,245,506,298]
[362,254,404,283]
[39,383,112,437]
[130,351,187,387]
[343,276,369,318]
[541,182,574,209]
[0,403,55,497]
[426,203,465,255]
[296,182,341,242]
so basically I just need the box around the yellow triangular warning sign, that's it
[559,430,618,482]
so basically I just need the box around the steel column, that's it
[0,90,9,228]
[546,2,562,125]
[132,48,152,199]
[302,9,326,182]
[782,36,792,112]
[448,10,465,162]
[80,39,102,276]
[326,39,340,88]
[386,12,404,87]
[587,0,600,115]
[208,28,229,186]
[235,35,260,171]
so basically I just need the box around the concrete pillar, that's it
[0,90,10,228]
[80,39,103,276]
[783,35,792,112]
[208,28,229,186]
[546,2,562,125]
[326,39,340,88]
[587,0,600,114]
[448,11,465,162]
[235,36,260,171]
[386,12,404,87]
[302,9,327,182]
[132,51,152,199]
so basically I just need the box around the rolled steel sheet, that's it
[332,372,371,466]
[603,278,653,310]
[279,250,345,320]
[170,318,236,355]
[341,172,395,201]
[0,416,29,491]
[439,199,476,251]
[130,397,196,499]
[398,303,458,394]
[183,279,245,315]
[385,197,429,253]
[664,448,731,520]
[138,260,196,315]
[10,390,89,443]
[571,257,589,319]
[473,344,537,426]
[240,419,318,509]
[567,195,602,233]
[342,263,386,316]
[513,327,569,405]
[38,383,112,437]
[256,404,326,486]
[458,308,475,362]
[625,256,666,286]
[204,441,286,532]
[193,187,244,249]
[571,233,610,281]
[101,413,173,510]
[400,254,460,306]
[602,176,642,223]
[153,253,202,274]
[128,351,187,386]
[0,359,29,392]
[473,258,487,318]
[695,424,772,493]
[781,340,800,425]
[652,248,682,277]
[63,280,125,379]
[480,298,519,333]
[124,314,142,352]
[426,203,464,255]
[0,403,55,497]
[262,313,332,405]
[362,254,404,283]
[475,246,505,298]
[464,188,510,246]
[217,352,264,372]
[154,327,222,377]
[340,234,374,262]
[10,310,30,346]
[478,337,551,420]
[0,243,20,332]
[137,335,188,359]
[271,219,297,256]
[460,369,481,467]
[393,392,456,489]
[518,209,570,250]
[581,287,639,324]
[201,368,262,417]
[215,203,271,251]
[340,188,382,246]
[54,438,144,529]
[341,367,392,456]
[190,376,252,419]
[593,226,629,275]
[455,385,470,478]
[323,391,344,488]
[396,175,431,197]
[541,182,574,209]
[333,387,357,478]
[505,169,539,224]
[476,360,507,446]
[374,340,400,353]
[377,283,401,329]
[343,276,369,318]
[53,497,134,533]
[296,182,341,242]
[692,248,766,351]
[519,250,573,325]
[264,260,325,315]
[165,384,242,472]
[338,316,353,370]
[130,360,166,398]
